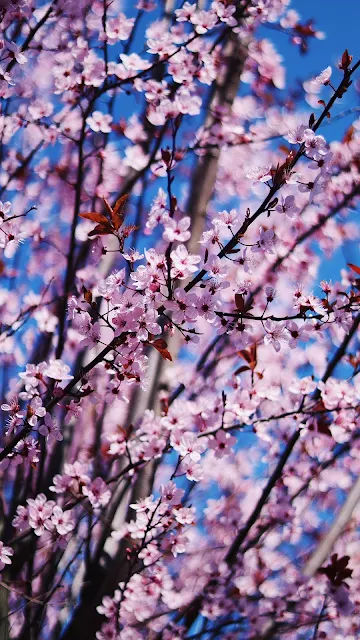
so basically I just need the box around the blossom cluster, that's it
[0,0,359,639]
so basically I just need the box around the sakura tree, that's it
[0,0,359,638]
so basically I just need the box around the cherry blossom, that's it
[43,359,73,382]
[170,244,201,279]
[86,111,113,134]
[0,2,358,638]
[252,226,275,253]
[208,430,237,457]
[275,194,300,218]
[303,129,328,160]
[39,413,63,443]
[246,164,273,184]
[163,216,191,243]
[0,542,13,571]
[311,65,332,86]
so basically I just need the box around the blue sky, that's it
[268,0,360,140]
[262,0,360,280]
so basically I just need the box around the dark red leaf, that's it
[340,49,352,71]
[83,289,92,304]
[348,263,360,276]
[111,194,129,231]
[235,294,245,312]
[79,212,110,225]
[342,125,355,144]
[88,223,113,237]
[150,338,172,361]
[234,365,250,375]
[161,149,171,166]
[103,198,114,217]
[237,349,252,364]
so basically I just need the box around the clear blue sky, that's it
[264,0,360,278]
[273,0,359,73]
[267,0,359,141]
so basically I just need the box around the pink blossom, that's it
[124,145,150,171]
[252,227,275,254]
[212,1,237,26]
[51,506,75,536]
[39,413,63,443]
[44,359,73,381]
[208,430,236,458]
[0,541,13,571]
[175,2,197,22]
[190,9,218,34]
[12,505,30,531]
[311,66,332,86]
[303,129,328,160]
[86,111,113,134]
[180,458,203,482]
[163,216,191,243]
[285,124,307,145]
[263,319,287,352]
[167,289,198,323]
[27,494,55,536]
[97,591,121,618]
[246,164,272,184]
[275,195,300,218]
[176,432,206,462]
[160,481,184,505]
[105,14,135,43]
[27,396,46,427]
[197,292,217,322]
[82,477,111,510]
[170,245,201,279]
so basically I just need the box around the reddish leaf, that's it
[348,263,360,276]
[237,349,252,365]
[152,338,168,350]
[83,288,92,304]
[111,194,129,231]
[150,338,172,361]
[161,149,171,166]
[278,144,290,155]
[79,211,110,225]
[235,294,245,312]
[234,365,250,375]
[250,343,257,362]
[103,198,114,218]
[122,224,139,238]
[340,49,352,71]
[88,223,113,237]
[237,345,257,371]
[342,125,355,144]
[160,349,172,361]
